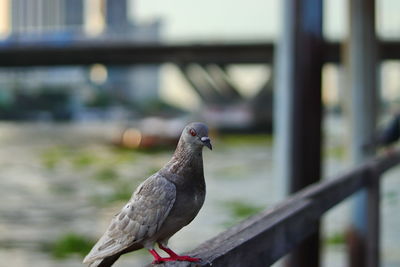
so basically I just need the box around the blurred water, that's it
[0,122,272,266]
[0,121,399,267]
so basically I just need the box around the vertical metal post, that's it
[274,0,323,266]
[343,0,378,266]
[367,167,380,267]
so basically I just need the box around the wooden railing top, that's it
[146,150,400,267]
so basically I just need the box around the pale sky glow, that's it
[84,0,106,36]
[0,0,398,42]
[0,0,10,37]
[132,0,280,42]
[159,64,201,110]
[132,0,400,42]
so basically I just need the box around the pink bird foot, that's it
[159,243,201,262]
[149,245,201,264]
[168,255,201,262]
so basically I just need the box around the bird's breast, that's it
[158,176,205,235]
[175,180,205,216]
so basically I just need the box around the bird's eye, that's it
[189,129,197,136]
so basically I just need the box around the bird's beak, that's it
[201,136,212,150]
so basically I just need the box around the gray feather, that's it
[83,174,176,264]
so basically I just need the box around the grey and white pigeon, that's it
[83,122,212,267]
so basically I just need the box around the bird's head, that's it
[181,122,212,150]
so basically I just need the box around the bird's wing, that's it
[83,174,176,264]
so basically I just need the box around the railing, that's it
[1,41,400,66]
[147,150,400,267]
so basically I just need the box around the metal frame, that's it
[0,41,399,67]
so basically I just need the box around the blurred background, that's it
[0,0,399,266]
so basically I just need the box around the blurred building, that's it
[0,0,161,120]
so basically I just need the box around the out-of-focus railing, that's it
[149,149,400,267]
[0,41,399,67]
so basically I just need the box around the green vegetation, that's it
[222,200,264,227]
[93,167,119,182]
[41,145,144,205]
[41,146,105,170]
[324,145,346,159]
[71,152,100,169]
[385,190,398,205]
[111,148,137,164]
[41,146,71,169]
[41,146,131,171]
[145,166,162,177]
[49,233,95,259]
[90,181,139,206]
[324,232,346,246]
[219,134,273,146]
[107,183,135,203]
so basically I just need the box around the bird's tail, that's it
[88,259,102,267]
[87,254,121,267]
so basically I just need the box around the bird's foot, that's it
[152,256,201,264]
[151,257,174,264]
[150,245,201,264]
[171,255,201,262]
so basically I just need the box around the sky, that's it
[131,0,280,42]
[131,0,349,42]
[131,0,400,42]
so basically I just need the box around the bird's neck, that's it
[165,139,204,177]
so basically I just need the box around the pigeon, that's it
[83,122,212,267]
